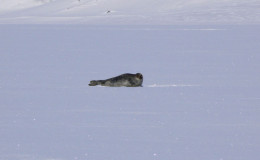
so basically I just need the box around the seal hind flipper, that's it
[89,80,98,86]
[89,80,105,86]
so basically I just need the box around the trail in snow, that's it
[146,84,200,87]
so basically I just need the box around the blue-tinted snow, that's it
[0,0,260,25]
[0,25,260,160]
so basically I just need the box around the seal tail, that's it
[89,80,104,86]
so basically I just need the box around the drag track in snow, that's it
[146,84,199,87]
[95,84,199,88]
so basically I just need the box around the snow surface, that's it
[0,0,52,13]
[0,25,260,160]
[0,0,260,24]
[0,1,260,160]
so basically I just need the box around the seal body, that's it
[89,73,143,87]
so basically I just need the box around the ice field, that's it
[0,0,260,24]
[1,0,260,160]
[0,25,260,160]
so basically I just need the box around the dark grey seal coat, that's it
[89,73,143,87]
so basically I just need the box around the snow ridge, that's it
[0,0,53,13]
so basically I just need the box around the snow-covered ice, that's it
[0,0,260,24]
[0,0,260,160]
[0,25,260,160]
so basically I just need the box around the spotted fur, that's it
[89,73,143,87]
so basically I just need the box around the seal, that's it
[89,73,143,87]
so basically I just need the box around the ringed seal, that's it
[89,73,143,87]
